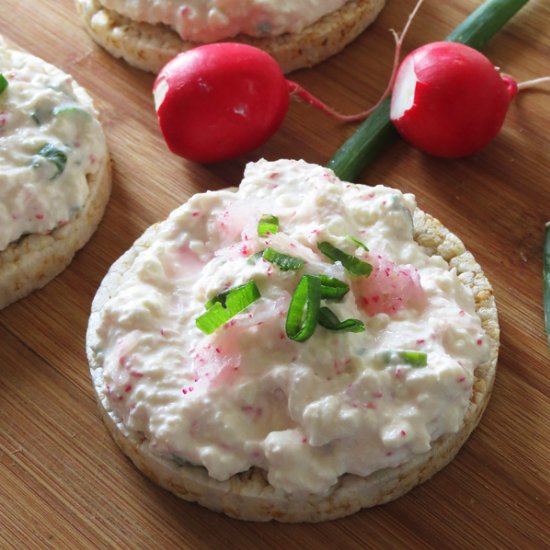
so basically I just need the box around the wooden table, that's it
[1,0,549,547]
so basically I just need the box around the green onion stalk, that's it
[544,222,550,348]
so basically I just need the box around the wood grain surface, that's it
[1,0,549,547]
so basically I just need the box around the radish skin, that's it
[154,43,289,163]
[390,42,517,158]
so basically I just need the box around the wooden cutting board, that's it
[1,0,549,547]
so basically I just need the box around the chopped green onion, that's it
[285,275,321,342]
[348,235,369,252]
[446,0,529,51]
[327,0,529,181]
[318,275,350,300]
[318,241,372,277]
[204,281,259,309]
[247,250,265,264]
[197,281,261,334]
[544,222,550,348]
[380,350,428,368]
[319,307,365,333]
[262,247,304,271]
[257,214,279,237]
[53,104,91,117]
[32,143,67,179]
[0,74,8,95]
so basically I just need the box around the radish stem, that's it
[517,76,550,90]
[289,0,425,123]
[328,0,530,182]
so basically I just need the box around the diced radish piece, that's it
[355,255,425,316]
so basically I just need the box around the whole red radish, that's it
[154,43,289,163]
[390,41,518,158]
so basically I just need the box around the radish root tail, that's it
[288,0,425,123]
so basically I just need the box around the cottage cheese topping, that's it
[0,48,106,252]
[93,159,489,495]
[99,0,349,42]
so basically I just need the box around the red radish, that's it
[390,41,517,158]
[153,42,380,163]
[154,43,290,163]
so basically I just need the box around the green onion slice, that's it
[319,307,365,333]
[257,214,279,237]
[544,222,550,348]
[318,241,372,277]
[247,250,265,264]
[0,74,8,95]
[53,104,90,117]
[262,247,304,271]
[348,235,369,252]
[197,281,261,334]
[318,275,350,300]
[382,350,428,368]
[33,143,67,179]
[285,275,321,342]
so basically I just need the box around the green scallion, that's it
[544,222,550,348]
[319,307,365,333]
[262,247,304,271]
[32,143,67,179]
[0,74,8,95]
[348,236,369,251]
[197,281,261,334]
[327,0,529,181]
[318,275,350,300]
[257,214,279,237]
[285,275,321,342]
[380,350,428,368]
[318,241,372,277]
[53,104,91,117]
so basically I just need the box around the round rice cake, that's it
[87,159,498,522]
[0,46,111,309]
[74,0,386,74]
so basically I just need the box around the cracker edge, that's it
[74,0,386,74]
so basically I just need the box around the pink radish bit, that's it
[355,254,425,316]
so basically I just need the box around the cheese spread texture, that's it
[0,48,106,252]
[98,0,349,42]
[93,159,489,495]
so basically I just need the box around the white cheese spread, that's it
[93,159,489,495]
[0,48,106,252]
[98,0,349,42]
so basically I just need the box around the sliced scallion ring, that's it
[0,74,8,95]
[285,275,321,342]
[53,104,91,117]
[247,250,265,264]
[381,350,428,368]
[262,247,304,271]
[348,235,369,251]
[32,143,67,179]
[318,241,372,277]
[197,281,261,334]
[318,275,350,300]
[318,307,365,333]
[544,222,550,348]
[257,214,279,237]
